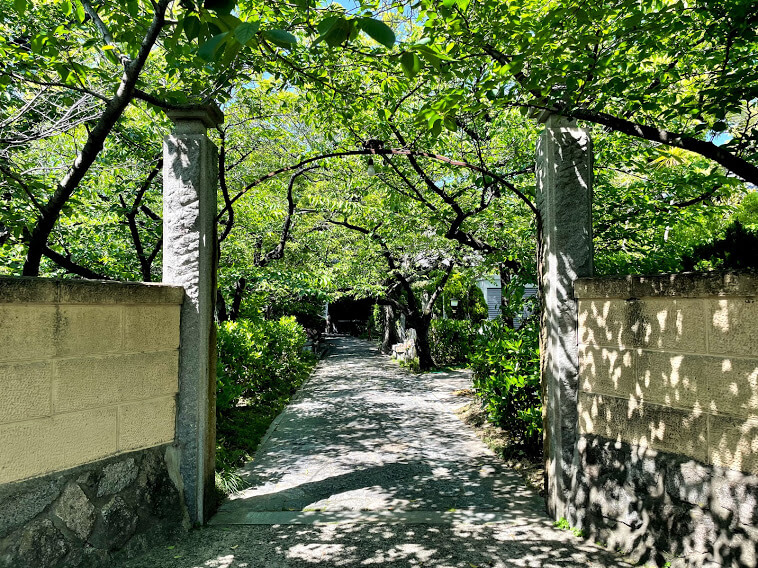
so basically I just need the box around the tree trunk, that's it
[22,1,171,276]
[228,277,246,321]
[380,305,400,354]
[215,289,228,323]
[413,315,435,371]
[406,310,434,371]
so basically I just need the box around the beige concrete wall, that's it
[575,272,758,475]
[0,277,183,484]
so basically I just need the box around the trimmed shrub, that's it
[216,316,313,414]
[215,316,316,494]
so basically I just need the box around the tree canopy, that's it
[1,0,755,325]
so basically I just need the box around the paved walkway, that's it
[120,337,630,568]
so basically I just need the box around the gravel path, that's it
[118,337,630,568]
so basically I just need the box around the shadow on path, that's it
[118,337,631,567]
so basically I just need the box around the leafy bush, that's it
[429,319,476,366]
[439,273,488,323]
[215,316,316,494]
[216,316,313,414]
[468,318,542,454]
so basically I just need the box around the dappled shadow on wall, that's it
[576,293,758,566]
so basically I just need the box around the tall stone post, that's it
[535,114,593,521]
[162,105,223,524]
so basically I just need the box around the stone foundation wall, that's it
[0,446,187,568]
[573,272,758,566]
[0,277,188,565]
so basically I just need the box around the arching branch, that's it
[217,148,539,222]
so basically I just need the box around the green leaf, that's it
[198,32,229,61]
[220,39,242,66]
[30,33,48,54]
[234,21,260,45]
[357,17,395,49]
[127,0,139,17]
[418,48,440,71]
[13,0,27,15]
[184,15,201,41]
[318,19,351,47]
[430,118,443,139]
[400,51,422,79]
[317,16,340,35]
[262,29,297,48]
[74,1,86,23]
[204,0,235,15]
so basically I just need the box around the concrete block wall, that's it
[0,277,184,485]
[573,272,758,567]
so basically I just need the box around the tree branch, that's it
[42,246,110,279]
[23,0,172,275]
[218,147,538,222]
[565,107,758,185]
[80,0,130,65]
[258,166,319,266]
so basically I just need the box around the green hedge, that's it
[468,318,542,454]
[429,319,476,366]
[216,316,313,414]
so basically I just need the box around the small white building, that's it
[475,276,538,326]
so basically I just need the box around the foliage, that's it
[683,221,758,271]
[553,517,585,539]
[469,318,541,454]
[368,303,384,340]
[398,356,421,374]
[735,192,758,230]
[428,318,476,366]
[215,315,316,492]
[412,0,758,185]
[216,316,313,412]
[441,273,489,323]
[592,134,745,275]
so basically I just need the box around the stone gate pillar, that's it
[536,114,593,521]
[162,105,223,524]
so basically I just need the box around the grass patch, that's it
[214,372,313,498]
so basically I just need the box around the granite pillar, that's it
[162,105,223,524]
[536,114,593,521]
